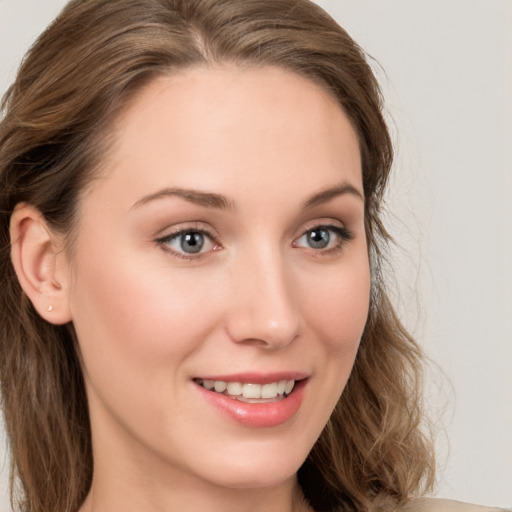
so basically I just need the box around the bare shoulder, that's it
[402,498,510,512]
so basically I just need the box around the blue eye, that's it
[158,229,217,256]
[295,225,353,251]
[177,232,205,253]
[305,228,331,249]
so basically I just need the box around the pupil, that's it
[181,232,204,253]
[308,229,329,249]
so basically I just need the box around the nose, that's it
[224,247,300,349]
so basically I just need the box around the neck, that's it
[80,475,312,512]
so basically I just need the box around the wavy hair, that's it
[0,1,435,511]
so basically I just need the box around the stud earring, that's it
[47,305,54,312]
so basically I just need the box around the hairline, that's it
[63,61,365,258]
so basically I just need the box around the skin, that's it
[43,66,371,511]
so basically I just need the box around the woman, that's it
[0,1,506,511]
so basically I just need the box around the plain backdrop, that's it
[0,0,511,509]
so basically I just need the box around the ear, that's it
[10,203,72,325]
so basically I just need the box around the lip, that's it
[195,371,308,384]
[193,374,308,428]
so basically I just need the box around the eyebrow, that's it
[131,187,235,210]
[132,181,363,211]
[302,182,364,209]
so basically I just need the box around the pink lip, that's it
[195,371,308,384]
[194,376,308,428]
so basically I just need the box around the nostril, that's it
[225,260,299,347]
[223,297,300,348]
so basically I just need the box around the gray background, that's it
[1,0,511,509]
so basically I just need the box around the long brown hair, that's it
[0,1,435,511]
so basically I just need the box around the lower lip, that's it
[195,379,307,428]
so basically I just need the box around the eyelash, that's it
[156,223,354,260]
[293,224,354,256]
[156,227,220,261]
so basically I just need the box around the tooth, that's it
[204,379,296,398]
[284,380,295,394]
[242,383,262,399]
[261,382,278,399]
[214,380,227,393]
[226,382,243,396]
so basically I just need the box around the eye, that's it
[157,229,219,258]
[294,225,353,252]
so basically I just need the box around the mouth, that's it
[194,378,296,403]
[193,373,308,427]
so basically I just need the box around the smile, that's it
[194,375,308,427]
[195,378,295,402]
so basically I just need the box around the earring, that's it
[47,305,54,312]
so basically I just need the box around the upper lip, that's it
[193,372,308,384]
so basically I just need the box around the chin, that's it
[207,468,298,490]
[192,444,308,490]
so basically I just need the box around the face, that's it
[65,66,370,492]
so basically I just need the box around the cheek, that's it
[295,255,370,445]
[304,257,371,355]
[67,242,221,383]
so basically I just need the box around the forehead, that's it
[93,65,362,208]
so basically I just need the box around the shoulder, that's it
[402,498,510,512]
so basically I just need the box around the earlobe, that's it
[9,203,72,325]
